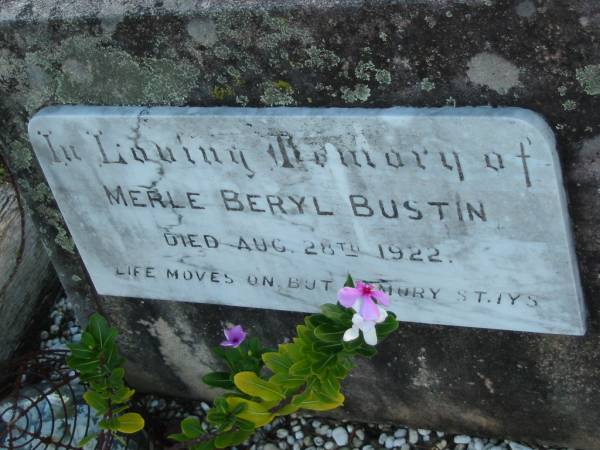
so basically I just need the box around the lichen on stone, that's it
[576,64,600,96]
[260,80,295,106]
[375,69,392,85]
[212,85,235,100]
[23,36,198,106]
[355,61,377,81]
[562,100,577,111]
[340,84,371,103]
[467,52,521,94]
[302,46,341,70]
[420,78,436,92]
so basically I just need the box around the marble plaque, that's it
[28,106,586,335]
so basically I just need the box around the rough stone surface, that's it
[0,179,59,367]
[1,1,600,448]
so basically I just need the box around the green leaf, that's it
[99,417,120,431]
[376,315,399,338]
[344,274,355,287]
[77,434,98,447]
[81,331,96,348]
[67,343,97,360]
[181,416,204,438]
[202,372,235,389]
[87,314,112,349]
[111,386,135,404]
[273,403,300,416]
[225,397,274,427]
[214,429,253,448]
[294,390,345,411]
[207,410,226,425]
[110,368,125,384]
[67,357,100,374]
[320,304,352,323]
[262,352,293,374]
[305,314,331,329]
[354,344,378,357]
[168,432,190,442]
[83,391,108,414]
[269,373,305,389]
[236,418,256,432]
[191,439,215,450]
[314,324,345,343]
[312,340,343,354]
[312,353,337,373]
[234,371,285,401]
[114,412,145,434]
[289,359,311,377]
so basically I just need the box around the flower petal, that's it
[229,325,246,342]
[220,340,235,347]
[361,322,378,346]
[375,306,388,323]
[337,287,360,308]
[372,289,390,306]
[343,326,360,342]
[359,297,380,321]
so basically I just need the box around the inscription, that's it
[28,106,585,335]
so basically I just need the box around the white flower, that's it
[342,305,388,346]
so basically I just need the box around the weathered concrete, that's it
[0,175,59,367]
[1,0,600,448]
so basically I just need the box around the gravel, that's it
[6,295,574,450]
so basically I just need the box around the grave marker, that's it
[28,106,585,335]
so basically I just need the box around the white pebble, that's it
[314,437,324,446]
[276,429,288,439]
[346,424,354,433]
[362,446,374,450]
[384,436,395,449]
[333,427,349,446]
[200,402,210,411]
[379,433,388,445]
[409,429,419,444]
[312,420,321,428]
[324,441,335,450]
[394,438,406,447]
[277,443,286,450]
[509,443,532,450]
[292,425,301,432]
[455,436,472,445]
[401,444,411,450]
[474,438,485,450]
[295,431,303,440]
[292,444,300,450]
[317,425,330,436]
[286,435,294,445]
[356,429,365,441]
[263,444,278,450]
[394,429,407,438]
[418,429,431,435]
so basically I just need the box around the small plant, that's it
[168,275,399,449]
[67,314,144,449]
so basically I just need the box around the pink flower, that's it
[343,307,388,346]
[220,325,246,348]
[337,281,390,321]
